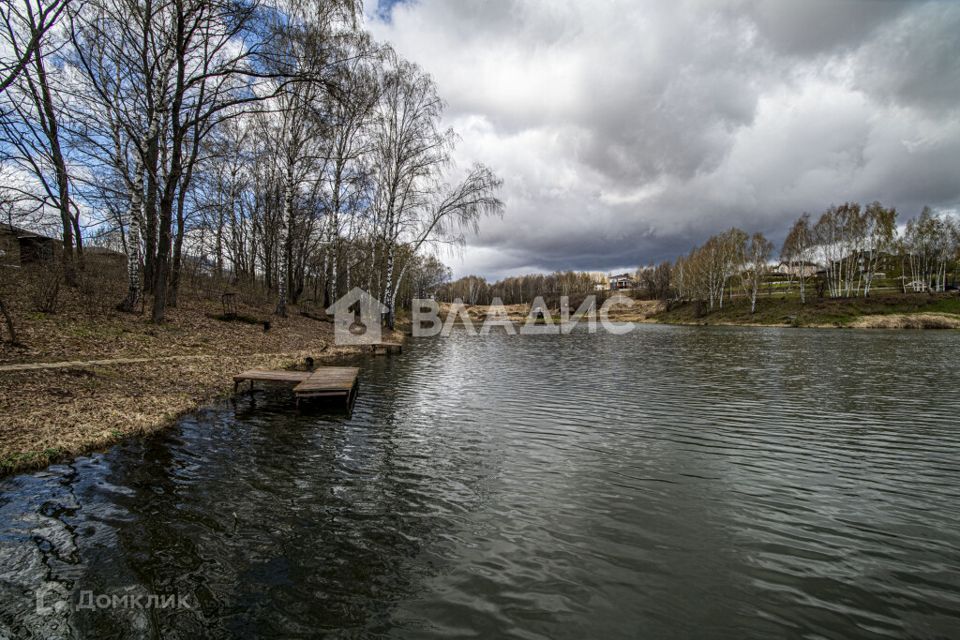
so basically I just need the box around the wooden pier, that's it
[233,367,360,409]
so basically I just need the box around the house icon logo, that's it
[326,288,387,346]
[35,582,71,615]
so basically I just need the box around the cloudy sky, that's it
[365,0,960,280]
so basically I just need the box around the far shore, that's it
[435,292,960,331]
[651,291,960,329]
[2,289,957,479]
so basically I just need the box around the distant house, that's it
[774,261,819,278]
[854,250,895,279]
[0,223,123,268]
[904,279,929,293]
[587,271,609,291]
[0,224,19,266]
[0,223,60,266]
[822,251,895,282]
[609,273,636,290]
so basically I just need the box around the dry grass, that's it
[653,292,960,328]
[0,265,403,476]
[846,313,960,330]
[437,302,531,323]
[1,352,300,475]
[0,280,335,365]
[605,297,664,322]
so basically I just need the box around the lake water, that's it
[1,325,959,638]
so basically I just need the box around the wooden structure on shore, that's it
[233,367,359,409]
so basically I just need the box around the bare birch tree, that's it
[903,207,958,293]
[781,213,813,303]
[861,201,897,297]
[744,232,773,314]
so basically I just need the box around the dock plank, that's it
[233,369,311,384]
[233,366,360,410]
[294,367,359,398]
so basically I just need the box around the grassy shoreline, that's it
[0,349,366,477]
[0,284,401,478]
[650,293,960,329]
[436,293,960,330]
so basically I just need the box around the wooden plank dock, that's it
[233,367,360,409]
[233,370,310,391]
[292,367,359,401]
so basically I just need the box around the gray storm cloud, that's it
[367,0,960,279]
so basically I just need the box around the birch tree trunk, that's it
[120,158,145,312]
[383,233,396,328]
[276,159,294,317]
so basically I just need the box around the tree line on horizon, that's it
[672,203,958,312]
[438,271,601,308]
[1,0,502,330]
[439,202,960,314]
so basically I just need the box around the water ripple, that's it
[1,325,959,638]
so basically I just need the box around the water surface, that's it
[1,325,959,638]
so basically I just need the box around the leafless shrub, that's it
[25,263,63,314]
[236,279,271,310]
[0,293,18,344]
[77,259,127,315]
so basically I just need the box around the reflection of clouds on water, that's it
[0,465,86,638]
[0,328,959,637]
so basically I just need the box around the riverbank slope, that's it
[433,293,960,330]
[0,283,396,477]
[650,293,960,328]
